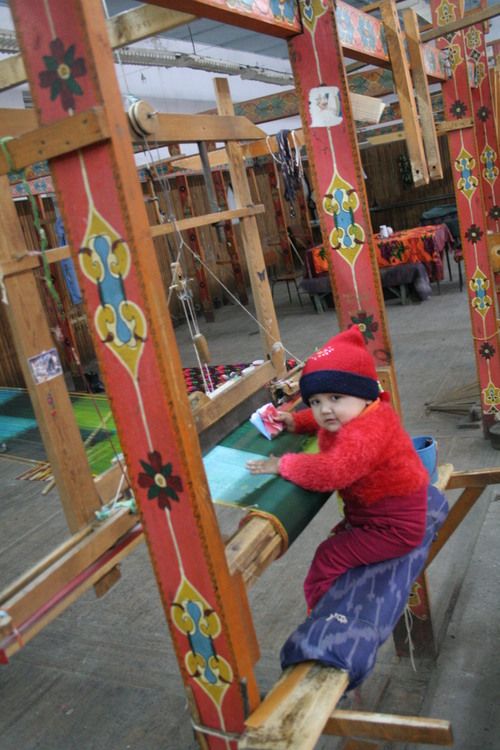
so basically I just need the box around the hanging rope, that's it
[128,118,304,381]
[267,130,303,220]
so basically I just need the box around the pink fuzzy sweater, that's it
[278,400,429,506]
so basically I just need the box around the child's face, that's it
[309,392,370,432]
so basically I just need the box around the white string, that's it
[403,604,417,673]
[136,130,304,368]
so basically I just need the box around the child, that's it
[246,326,430,610]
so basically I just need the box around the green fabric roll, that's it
[204,419,331,550]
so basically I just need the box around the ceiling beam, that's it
[145,0,301,37]
[421,4,500,42]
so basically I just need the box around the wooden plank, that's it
[0,106,110,175]
[0,176,101,532]
[367,118,473,146]
[226,517,279,581]
[380,0,429,187]
[0,527,92,603]
[239,664,349,749]
[1,522,143,660]
[435,463,454,491]
[244,662,314,729]
[191,360,276,433]
[421,4,500,42]
[1,244,71,276]
[106,4,195,48]
[151,113,267,144]
[151,204,265,236]
[0,107,37,136]
[325,709,453,745]
[171,131,306,172]
[403,9,443,181]
[425,487,484,568]
[445,467,500,489]
[0,508,139,632]
[435,118,474,133]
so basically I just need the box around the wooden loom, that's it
[0,1,499,748]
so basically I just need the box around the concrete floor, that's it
[1,271,500,749]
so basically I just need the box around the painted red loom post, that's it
[431,0,500,436]
[288,0,441,658]
[9,2,260,747]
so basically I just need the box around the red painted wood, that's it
[431,0,500,433]
[466,22,500,231]
[336,0,446,81]
[153,0,301,37]
[9,2,259,746]
[288,4,393,368]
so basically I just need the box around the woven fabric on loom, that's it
[3,360,297,481]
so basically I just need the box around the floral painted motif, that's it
[480,342,495,360]
[465,223,483,244]
[436,0,456,26]
[489,205,500,221]
[449,99,467,119]
[349,312,378,341]
[39,38,86,111]
[477,106,490,123]
[482,381,500,408]
[138,451,183,510]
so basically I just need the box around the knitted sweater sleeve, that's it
[279,409,389,494]
[291,408,319,434]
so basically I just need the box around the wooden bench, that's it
[237,464,458,749]
[239,662,453,749]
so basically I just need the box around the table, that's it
[375,224,455,285]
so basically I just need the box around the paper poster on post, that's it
[309,86,342,127]
[28,348,62,384]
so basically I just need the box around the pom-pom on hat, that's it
[300,326,379,405]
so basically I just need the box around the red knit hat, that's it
[300,326,379,405]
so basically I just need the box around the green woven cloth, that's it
[204,419,330,550]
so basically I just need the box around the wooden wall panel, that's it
[361,138,456,233]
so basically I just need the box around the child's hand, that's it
[270,410,295,432]
[246,454,281,475]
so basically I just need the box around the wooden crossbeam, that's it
[380,0,428,187]
[421,4,500,42]
[151,204,265,235]
[0,510,140,660]
[0,107,110,176]
[150,113,266,145]
[239,666,452,748]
